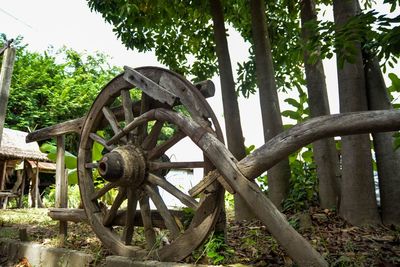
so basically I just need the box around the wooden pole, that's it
[0,160,7,209]
[18,168,26,208]
[0,46,16,146]
[0,159,6,191]
[34,160,39,208]
[55,135,68,243]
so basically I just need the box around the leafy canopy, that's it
[1,33,121,152]
[1,36,120,131]
[87,0,217,82]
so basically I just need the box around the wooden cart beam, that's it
[48,208,185,229]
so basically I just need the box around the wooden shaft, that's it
[47,208,185,229]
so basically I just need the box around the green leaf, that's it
[40,142,77,169]
[285,98,302,109]
[40,143,57,161]
[282,110,302,121]
[388,73,400,91]
[92,130,105,161]
[301,150,313,163]
[67,169,78,185]
[245,144,255,155]
[64,152,77,169]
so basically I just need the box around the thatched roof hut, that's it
[0,128,49,162]
[0,128,55,208]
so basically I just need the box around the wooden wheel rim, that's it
[78,66,224,261]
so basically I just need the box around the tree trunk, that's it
[364,56,400,225]
[333,0,380,225]
[209,0,253,220]
[249,0,290,210]
[0,46,16,146]
[301,0,340,209]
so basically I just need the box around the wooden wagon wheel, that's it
[77,66,224,261]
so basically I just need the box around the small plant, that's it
[282,146,318,212]
[265,236,279,253]
[194,231,234,265]
[42,184,82,208]
[224,192,234,211]
[180,207,195,229]
[344,240,355,253]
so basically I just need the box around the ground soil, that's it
[0,208,399,266]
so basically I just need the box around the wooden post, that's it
[55,135,68,243]
[0,46,16,146]
[33,160,40,208]
[18,168,26,208]
[0,160,7,209]
[0,160,6,191]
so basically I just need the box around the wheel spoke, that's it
[148,161,207,171]
[137,93,151,144]
[121,89,135,124]
[85,162,99,169]
[142,120,164,150]
[144,184,180,239]
[148,131,185,160]
[89,133,115,151]
[121,89,137,142]
[106,110,154,146]
[91,182,119,201]
[122,188,138,245]
[103,187,127,226]
[102,106,127,143]
[139,196,156,249]
[148,173,198,209]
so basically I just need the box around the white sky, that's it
[0,0,398,150]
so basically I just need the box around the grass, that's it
[0,208,55,227]
[0,208,110,266]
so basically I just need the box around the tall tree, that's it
[300,0,340,209]
[351,0,400,226]
[333,0,380,225]
[364,55,400,225]
[248,0,291,209]
[209,0,252,220]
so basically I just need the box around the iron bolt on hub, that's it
[98,145,146,185]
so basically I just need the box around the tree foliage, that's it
[87,0,217,81]
[226,0,305,96]
[1,33,120,152]
[305,1,399,70]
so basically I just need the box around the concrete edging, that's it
[0,238,247,267]
[0,238,93,266]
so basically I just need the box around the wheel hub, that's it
[98,145,146,185]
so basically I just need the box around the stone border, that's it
[0,238,247,267]
[105,256,246,267]
[0,238,94,266]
